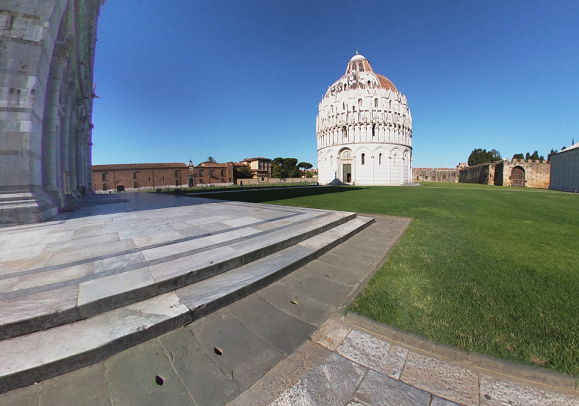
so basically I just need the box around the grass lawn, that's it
[154,182,317,195]
[199,183,579,377]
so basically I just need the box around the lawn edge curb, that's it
[341,312,578,394]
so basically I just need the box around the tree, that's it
[271,157,284,178]
[489,149,501,162]
[468,148,501,166]
[234,166,252,180]
[514,150,548,162]
[207,157,216,163]
[305,171,313,178]
[468,149,483,166]
[270,157,300,178]
[272,165,284,178]
[298,162,313,176]
[547,149,558,161]
[283,158,300,178]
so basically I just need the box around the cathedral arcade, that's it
[0,0,103,224]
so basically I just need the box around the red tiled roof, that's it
[92,163,187,170]
[198,162,229,167]
[376,74,397,92]
[362,59,373,72]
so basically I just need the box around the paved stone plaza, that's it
[0,193,577,405]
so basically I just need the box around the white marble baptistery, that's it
[316,54,413,185]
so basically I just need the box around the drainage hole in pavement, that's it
[155,375,164,386]
[214,347,223,355]
[290,300,298,305]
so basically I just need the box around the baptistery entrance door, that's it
[511,166,525,187]
[343,164,352,183]
[340,149,353,184]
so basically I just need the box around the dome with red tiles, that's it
[316,54,413,186]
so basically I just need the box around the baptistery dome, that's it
[316,54,412,185]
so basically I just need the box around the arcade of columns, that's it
[0,0,104,224]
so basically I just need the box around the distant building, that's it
[549,143,579,192]
[316,53,413,185]
[189,162,236,186]
[92,163,189,192]
[239,157,272,180]
[92,161,238,191]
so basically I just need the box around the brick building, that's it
[92,161,239,191]
[92,163,189,192]
[190,162,236,186]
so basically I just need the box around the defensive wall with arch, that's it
[413,159,551,189]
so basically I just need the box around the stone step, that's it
[0,211,357,341]
[0,216,374,394]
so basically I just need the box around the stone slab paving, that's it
[1,205,577,406]
[0,211,406,405]
[0,198,375,393]
[0,193,358,340]
[267,319,579,406]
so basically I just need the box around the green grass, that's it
[152,182,317,195]
[199,183,579,377]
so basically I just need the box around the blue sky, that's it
[92,0,579,168]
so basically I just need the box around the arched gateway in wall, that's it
[316,54,413,186]
[510,166,525,187]
[0,0,104,224]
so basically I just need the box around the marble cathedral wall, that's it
[0,0,103,224]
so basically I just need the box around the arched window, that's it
[379,153,382,165]
[358,98,362,107]
[342,126,347,138]
[341,150,352,160]
[374,98,378,108]
[372,124,376,137]
[361,153,365,165]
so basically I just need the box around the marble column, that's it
[42,41,70,208]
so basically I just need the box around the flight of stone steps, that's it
[0,194,374,394]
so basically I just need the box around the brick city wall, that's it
[413,168,458,183]
[459,164,494,185]
[499,160,550,188]
[457,160,550,188]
